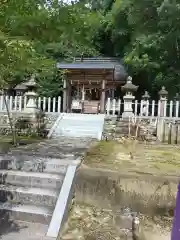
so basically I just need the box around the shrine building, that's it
[57,57,127,114]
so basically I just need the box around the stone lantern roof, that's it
[142,91,150,100]
[121,76,138,92]
[14,83,27,91]
[24,74,37,88]
[158,86,168,97]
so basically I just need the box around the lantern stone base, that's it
[122,111,134,119]
[122,94,135,119]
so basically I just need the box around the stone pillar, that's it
[100,80,106,113]
[63,79,67,112]
[121,76,138,119]
[158,86,168,117]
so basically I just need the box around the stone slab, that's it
[0,185,58,207]
[0,170,64,190]
[0,220,50,240]
[0,157,69,174]
[0,203,53,224]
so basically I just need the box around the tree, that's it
[0,32,55,145]
[92,0,180,98]
[0,0,101,96]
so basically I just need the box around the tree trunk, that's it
[3,93,17,146]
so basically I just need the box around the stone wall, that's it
[0,111,59,134]
[102,116,117,139]
[103,116,157,141]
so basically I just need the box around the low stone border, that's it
[47,114,64,139]
[47,159,81,239]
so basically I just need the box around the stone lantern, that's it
[121,76,138,118]
[158,86,168,100]
[24,74,39,115]
[158,86,168,117]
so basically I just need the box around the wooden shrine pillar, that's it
[63,79,67,112]
[100,79,106,113]
[81,84,85,101]
[67,80,72,112]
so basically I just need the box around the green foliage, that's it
[0,0,99,96]
[36,69,64,97]
[88,0,180,97]
[1,0,179,98]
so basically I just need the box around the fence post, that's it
[158,86,168,117]
[106,98,110,115]
[141,91,150,116]
[151,100,155,117]
[57,96,61,113]
[174,93,180,118]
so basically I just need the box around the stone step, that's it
[0,155,71,174]
[0,185,58,207]
[0,202,53,224]
[0,170,64,190]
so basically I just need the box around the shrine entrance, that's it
[85,88,100,101]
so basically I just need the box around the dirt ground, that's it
[61,204,171,240]
[61,140,178,240]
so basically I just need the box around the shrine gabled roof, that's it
[57,63,115,69]
[57,57,128,81]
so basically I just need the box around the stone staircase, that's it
[50,113,105,140]
[0,137,93,240]
[0,154,67,225]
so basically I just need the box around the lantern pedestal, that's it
[24,91,39,116]
[122,94,135,118]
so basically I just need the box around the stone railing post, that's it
[121,76,138,119]
[158,86,168,117]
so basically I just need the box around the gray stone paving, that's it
[0,137,96,240]
[10,137,94,158]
